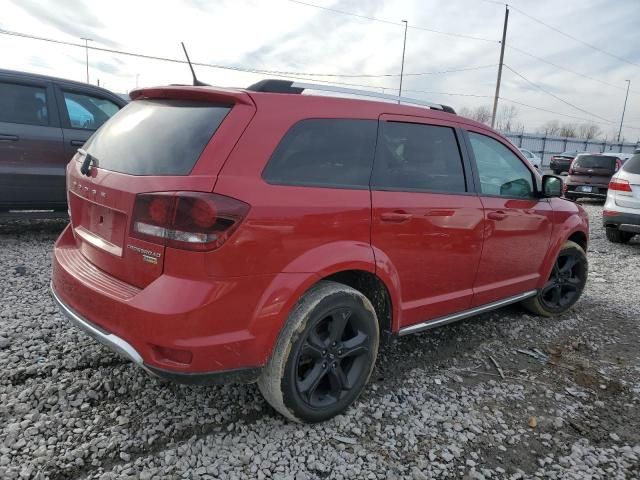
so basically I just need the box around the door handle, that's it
[380,211,413,223]
[487,210,507,221]
[0,134,19,141]
[70,140,85,147]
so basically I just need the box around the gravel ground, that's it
[0,202,639,480]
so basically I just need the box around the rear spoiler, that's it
[129,86,254,106]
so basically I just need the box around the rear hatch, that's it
[569,155,617,185]
[67,87,255,288]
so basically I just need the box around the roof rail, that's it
[246,79,456,114]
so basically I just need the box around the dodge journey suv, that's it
[51,80,589,423]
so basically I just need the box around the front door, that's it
[465,130,553,306]
[370,116,484,328]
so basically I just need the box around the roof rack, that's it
[246,79,456,114]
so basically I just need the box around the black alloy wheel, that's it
[539,248,586,313]
[294,307,371,409]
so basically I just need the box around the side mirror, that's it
[542,175,563,197]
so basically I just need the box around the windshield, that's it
[573,155,616,170]
[83,99,231,176]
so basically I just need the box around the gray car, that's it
[0,69,127,212]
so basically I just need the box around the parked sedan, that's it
[603,153,640,243]
[0,69,127,212]
[550,151,588,174]
[518,148,542,170]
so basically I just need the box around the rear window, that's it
[83,99,230,175]
[262,119,377,188]
[573,155,616,170]
[622,154,640,174]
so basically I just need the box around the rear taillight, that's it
[568,160,576,175]
[603,210,619,217]
[608,178,632,192]
[131,192,250,251]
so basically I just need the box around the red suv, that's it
[51,80,589,423]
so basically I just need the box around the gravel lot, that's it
[1,202,639,480]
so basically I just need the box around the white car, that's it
[519,148,542,170]
[603,153,640,243]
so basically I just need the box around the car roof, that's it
[0,68,126,102]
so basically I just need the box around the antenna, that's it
[180,42,210,86]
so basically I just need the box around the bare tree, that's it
[558,123,578,138]
[458,105,491,125]
[538,120,561,136]
[576,123,602,140]
[496,105,519,132]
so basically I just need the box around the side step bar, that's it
[398,290,538,336]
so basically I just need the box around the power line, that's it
[507,45,626,91]
[0,27,492,80]
[510,5,640,68]
[503,64,613,123]
[286,0,498,43]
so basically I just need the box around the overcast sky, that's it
[1,0,639,139]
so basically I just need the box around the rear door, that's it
[67,92,254,288]
[55,86,124,157]
[370,115,484,327]
[465,130,553,306]
[0,77,66,208]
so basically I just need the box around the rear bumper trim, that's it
[50,282,144,366]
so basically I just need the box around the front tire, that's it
[606,227,633,244]
[258,281,379,423]
[522,240,587,317]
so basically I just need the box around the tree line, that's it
[457,104,621,141]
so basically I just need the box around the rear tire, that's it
[258,281,379,423]
[522,240,587,317]
[606,227,633,243]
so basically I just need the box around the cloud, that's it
[10,0,119,48]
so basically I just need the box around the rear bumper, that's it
[603,210,640,232]
[565,183,608,199]
[51,225,278,383]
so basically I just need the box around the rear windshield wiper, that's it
[78,149,96,177]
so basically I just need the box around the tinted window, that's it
[263,119,377,188]
[469,132,534,198]
[371,122,466,193]
[622,154,640,174]
[62,91,120,130]
[573,155,616,170]
[83,99,230,176]
[0,82,48,126]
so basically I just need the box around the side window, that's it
[371,121,467,193]
[469,132,535,198]
[262,119,377,188]
[62,91,120,130]
[0,82,49,126]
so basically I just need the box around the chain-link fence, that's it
[503,132,640,167]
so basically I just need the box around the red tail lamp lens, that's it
[609,178,632,192]
[131,192,249,251]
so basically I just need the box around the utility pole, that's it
[491,5,509,129]
[398,20,408,103]
[81,37,92,84]
[617,79,631,143]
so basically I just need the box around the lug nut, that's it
[322,362,327,369]
[332,362,337,368]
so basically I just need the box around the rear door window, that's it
[62,91,121,130]
[371,121,467,193]
[83,99,231,175]
[573,155,616,170]
[622,154,640,174]
[0,82,49,126]
[262,119,377,188]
